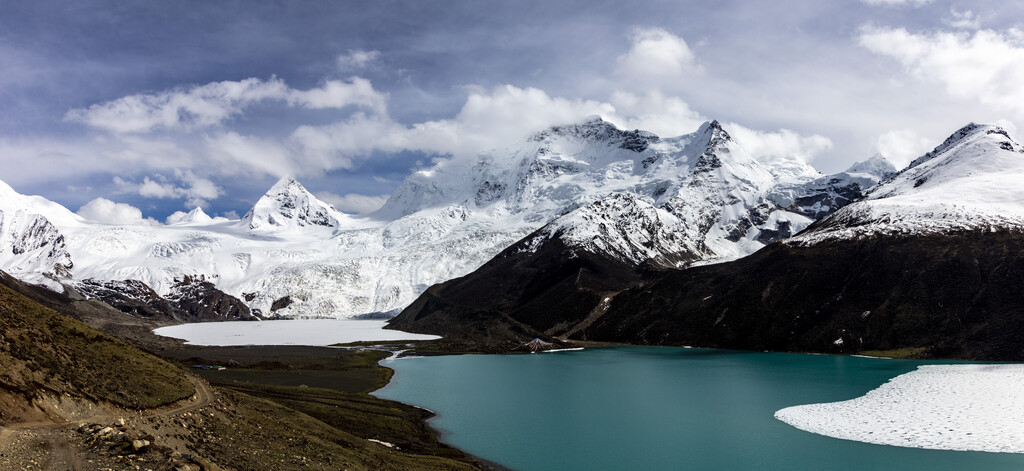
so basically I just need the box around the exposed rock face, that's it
[73,279,176,320]
[0,211,73,288]
[74,276,258,322]
[166,275,258,321]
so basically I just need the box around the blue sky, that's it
[2,0,1023,223]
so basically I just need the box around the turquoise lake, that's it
[374,346,1024,471]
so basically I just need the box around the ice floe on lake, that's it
[775,364,1024,453]
[153,319,440,346]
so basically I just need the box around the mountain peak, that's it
[242,177,347,231]
[908,123,1021,170]
[182,206,213,224]
[268,176,304,193]
[695,120,732,150]
[845,154,897,177]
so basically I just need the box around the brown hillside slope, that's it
[0,276,195,424]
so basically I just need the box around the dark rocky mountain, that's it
[581,231,1024,360]
[73,275,259,322]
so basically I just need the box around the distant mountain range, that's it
[389,123,1024,360]
[0,117,891,322]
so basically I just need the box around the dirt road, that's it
[0,373,214,470]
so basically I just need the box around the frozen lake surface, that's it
[153,319,439,346]
[776,364,1024,453]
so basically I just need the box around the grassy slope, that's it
[188,348,481,467]
[194,388,478,471]
[0,281,195,411]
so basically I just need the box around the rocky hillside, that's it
[72,275,259,322]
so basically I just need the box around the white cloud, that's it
[337,50,381,69]
[164,211,189,225]
[65,78,288,134]
[114,171,221,209]
[945,9,981,30]
[726,123,834,164]
[860,0,932,6]
[288,77,388,113]
[859,26,1024,118]
[314,191,389,215]
[65,77,388,134]
[615,27,700,88]
[606,90,705,138]
[875,129,936,168]
[290,85,616,164]
[77,198,157,225]
[204,132,301,178]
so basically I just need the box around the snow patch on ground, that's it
[153,319,439,346]
[775,364,1024,453]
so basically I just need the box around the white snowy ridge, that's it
[790,123,1024,244]
[518,193,698,266]
[0,117,891,318]
[775,364,1024,453]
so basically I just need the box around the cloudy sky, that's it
[2,0,1023,223]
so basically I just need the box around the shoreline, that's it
[373,350,515,471]
[144,317,1024,464]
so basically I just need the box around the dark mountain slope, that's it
[389,234,647,350]
[581,230,1024,360]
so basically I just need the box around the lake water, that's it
[374,346,1024,471]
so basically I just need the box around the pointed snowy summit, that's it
[171,206,214,225]
[845,154,897,179]
[242,177,349,231]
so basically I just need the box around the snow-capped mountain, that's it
[168,207,215,226]
[770,154,896,221]
[792,123,1024,244]
[242,177,355,231]
[516,193,697,267]
[0,118,888,319]
[0,180,80,290]
[390,122,1024,359]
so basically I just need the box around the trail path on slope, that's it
[0,373,214,469]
